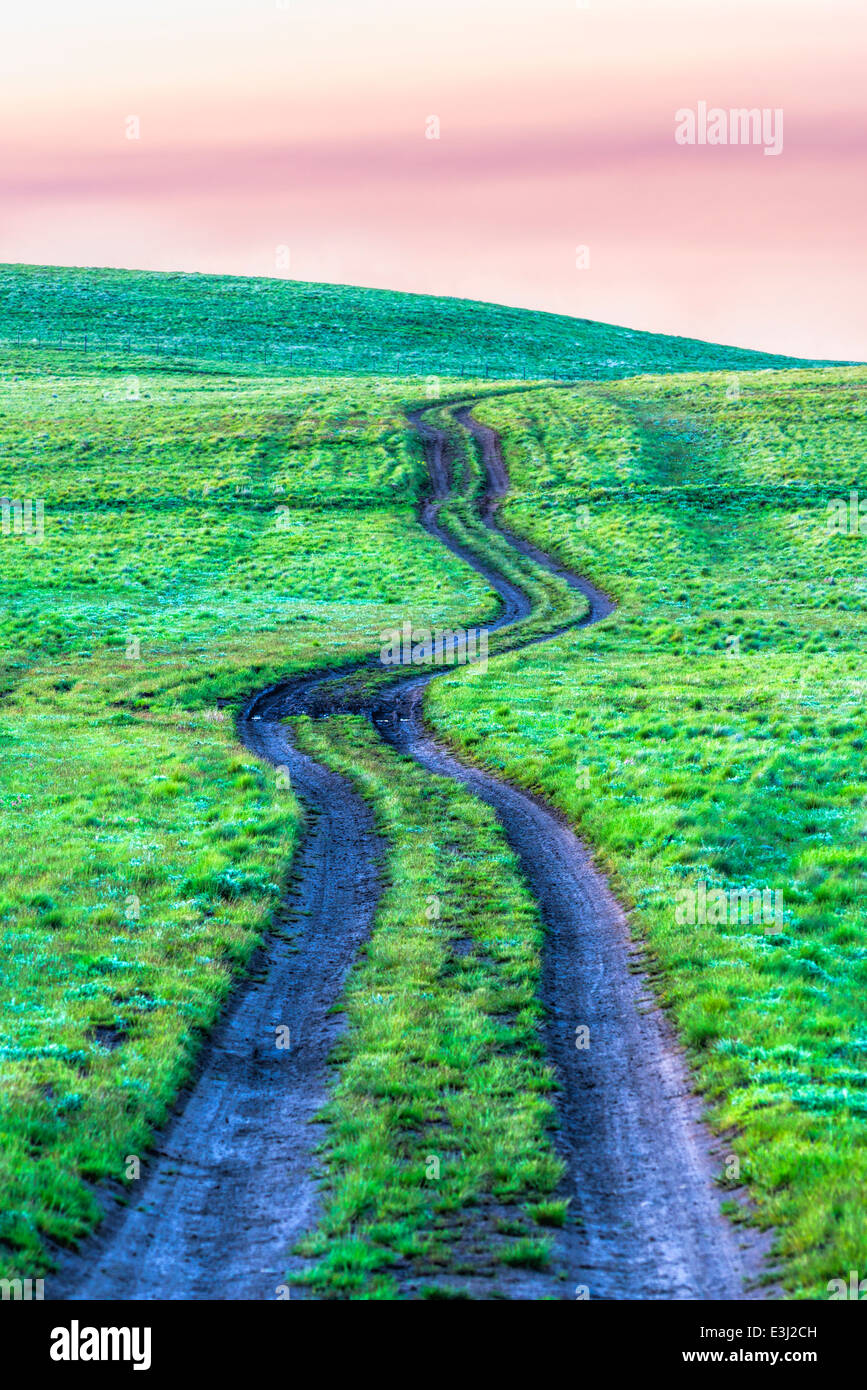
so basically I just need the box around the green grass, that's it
[0,357,496,672]
[0,704,302,1268]
[426,365,867,1298]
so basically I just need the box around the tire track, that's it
[376,406,771,1300]
[53,394,772,1300]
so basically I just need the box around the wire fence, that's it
[3,323,828,381]
[0,325,591,381]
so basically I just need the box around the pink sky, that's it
[1,0,865,358]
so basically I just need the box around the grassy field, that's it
[2,264,863,1299]
[426,366,867,1297]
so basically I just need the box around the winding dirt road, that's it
[53,397,773,1301]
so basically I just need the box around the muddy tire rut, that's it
[53,397,773,1301]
